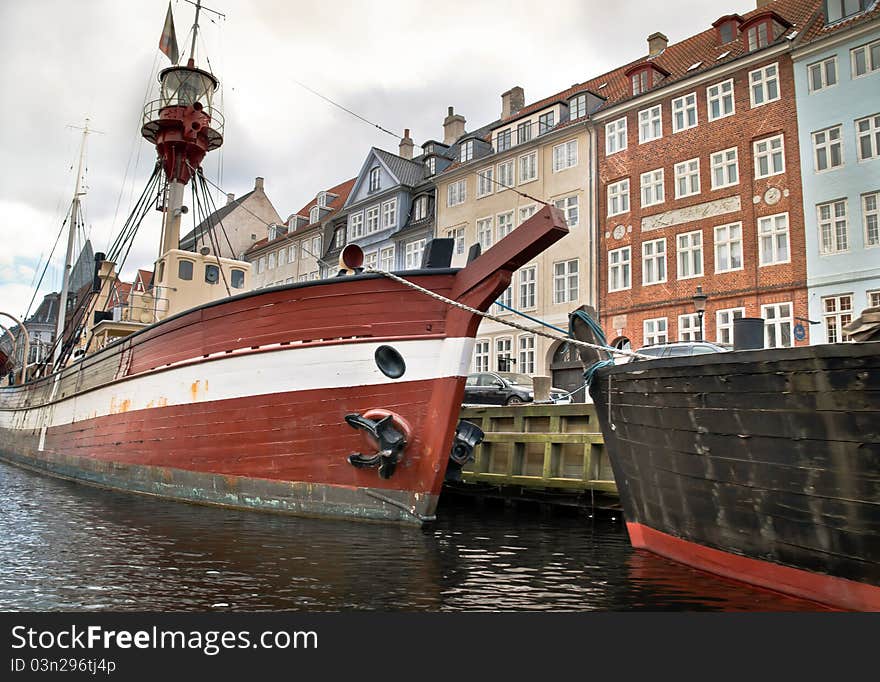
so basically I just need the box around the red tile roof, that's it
[798,0,880,43]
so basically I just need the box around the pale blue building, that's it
[792,2,880,344]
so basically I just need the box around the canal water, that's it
[0,461,829,611]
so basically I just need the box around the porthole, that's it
[375,345,405,379]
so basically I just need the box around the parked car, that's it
[625,340,732,362]
[463,372,572,406]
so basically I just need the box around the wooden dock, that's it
[443,403,619,513]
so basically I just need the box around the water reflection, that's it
[0,462,828,611]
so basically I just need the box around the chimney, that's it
[501,86,525,119]
[443,106,466,145]
[399,128,414,160]
[254,177,264,192]
[226,193,235,205]
[648,32,668,56]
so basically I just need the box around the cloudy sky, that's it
[0,0,759,320]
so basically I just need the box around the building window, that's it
[380,246,395,272]
[474,339,490,373]
[707,79,735,120]
[608,246,631,292]
[570,94,587,120]
[746,21,770,51]
[412,196,428,221]
[754,134,785,178]
[309,271,320,281]
[518,152,537,183]
[714,222,743,273]
[718,20,737,44]
[518,335,536,374]
[856,114,880,161]
[256,257,266,274]
[808,56,837,91]
[425,157,436,176]
[364,251,378,271]
[517,121,532,145]
[477,167,494,197]
[672,92,698,132]
[317,191,328,208]
[268,251,276,269]
[817,199,849,254]
[366,205,380,233]
[758,213,790,265]
[710,147,739,188]
[278,248,287,266]
[349,212,364,240]
[519,266,537,309]
[538,111,555,135]
[677,230,703,279]
[552,140,578,172]
[826,0,871,24]
[498,160,514,188]
[496,337,513,371]
[369,167,381,192]
[404,239,426,269]
[447,179,467,207]
[638,105,662,143]
[823,294,853,343]
[496,211,514,240]
[674,158,701,198]
[749,63,780,107]
[851,39,880,77]
[640,168,665,207]
[813,126,843,172]
[607,178,630,216]
[333,227,346,249]
[496,286,513,314]
[643,318,668,346]
[864,191,879,247]
[381,199,396,230]
[312,235,322,256]
[519,204,538,224]
[678,313,702,341]
[762,302,793,348]
[289,244,297,262]
[553,195,579,228]
[460,140,474,163]
[868,289,880,307]
[606,117,628,155]
[446,226,465,254]
[496,130,511,152]
[553,259,579,304]
[477,217,494,250]
[716,308,745,345]
[178,259,194,280]
[642,238,667,285]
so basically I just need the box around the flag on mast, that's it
[159,2,179,64]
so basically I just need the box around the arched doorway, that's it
[549,341,586,403]
[611,336,631,351]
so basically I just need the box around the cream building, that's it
[435,86,604,396]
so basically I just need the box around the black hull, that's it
[589,341,880,610]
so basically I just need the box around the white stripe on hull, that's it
[0,337,474,432]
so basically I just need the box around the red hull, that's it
[628,522,880,612]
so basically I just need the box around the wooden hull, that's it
[589,342,880,610]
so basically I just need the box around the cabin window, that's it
[231,269,245,289]
[178,260,193,280]
[157,260,165,283]
[205,264,220,284]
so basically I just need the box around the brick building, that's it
[586,0,821,350]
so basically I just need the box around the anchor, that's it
[445,419,484,482]
[345,409,410,479]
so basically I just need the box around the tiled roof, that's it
[247,177,356,254]
[135,269,153,289]
[798,0,880,43]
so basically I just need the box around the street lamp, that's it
[692,286,708,341]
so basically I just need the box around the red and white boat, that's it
[0,3,568,524]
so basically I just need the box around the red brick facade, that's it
[595,51,809,349]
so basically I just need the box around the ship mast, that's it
[54,119,92,365]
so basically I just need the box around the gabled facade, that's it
[324,140,435,273]
[792,1,880,343]
[245,178,355,288]
[588,0,820,351]
[434,87,604,395]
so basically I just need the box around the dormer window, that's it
[317,191,328,208]
[413,196,428,222]
[369,167,381,192]
[538,111,555,135]
[425,157,436,176]
[496,130,512,152]
[268,224,279,241]
[424,143,435,154]
[460,140,474,163]
[309,205,320,224]
[747,21,770,50]
[570,94,587,120]
[825,0,871,25]
[713,15,743,45]
[741,12,790,52]
[627,64,668,96]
